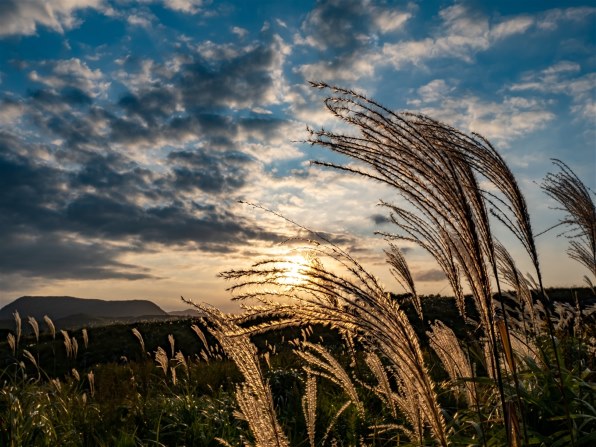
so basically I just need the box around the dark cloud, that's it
[415,269,446,282]
[301,0,372,50]
[0,33,294,284]
[167,149,253,194]
[118,88,178,127]
[63,193,278,247]
[0,231,154,281]
[19,34,288,154]
[177,40,283,111]
[0,142,66,229]
[0,149,154,281]
[29,87,93,107]
[289,230,360,248]
[70,153,156,198]
[296,0,410,83]
[370,213,391,225]
[0,134,280,282]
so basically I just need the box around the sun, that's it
[277,254,312,286]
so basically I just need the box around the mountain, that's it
[0,296,167,321]
[168,308,204,317]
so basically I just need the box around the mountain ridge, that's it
[0,296,168,321]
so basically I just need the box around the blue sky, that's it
[0,0,594,311]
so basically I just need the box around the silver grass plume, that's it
[393,367,425,444]
[155,347,169,376]
[7,333,16,356]
[132,328,146,355]
[24,348,40,380]
[43,315,55,339]
[61,330,72,358]
[302,373,317,447]
[82,328,88,350]
[71,337,78,359]
[541,159,596,280]
[88,371,95,397]
[191,324,209,351]
[186,301,289,447]
[428,321,476,406]
[296,342,364,417]
[28,317,39,343]
[170,366,177,386]
[222,238,448,446]
[365,351,397,418]
[307,83,496,341]
[385,243,422,318]
[168,334,175,358]
[495,242,538,333]
[305,84,521,437]
[174,351,189,378]
[411,117,543,286]
[13,311,21,347]
[22,349,37,369]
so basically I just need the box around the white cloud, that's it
[382,5,585,69]
[409,80,555,145]
[237,122,305,164]
[127,14,153,28]
[0,101,25,126]
[382,4,491,68]
[196,40,246,61]
[28,58,109,97]
[543,61,581,75]
[275,19,288,29]
[296,53,379,82]
[416,79,455,103]
[510,62,595,121]
[490,16,534,40]
[537,6,596,30]
[0,0,104,37]
[251,107,272,115]
[162,0,204,14]
[382,38,436,68]
[231,26,248,39]
[372,9,411,33]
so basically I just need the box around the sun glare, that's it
[277,254,312,286]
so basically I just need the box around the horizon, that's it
[0,0,594,312]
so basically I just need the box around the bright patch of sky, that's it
[0,0,594,310]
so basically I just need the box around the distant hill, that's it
[0,296,167,321]
[168,308,204,317]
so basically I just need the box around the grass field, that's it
[1,85,595,446]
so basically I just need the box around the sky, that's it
[0,0,594,312]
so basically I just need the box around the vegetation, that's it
[1,84,595,446]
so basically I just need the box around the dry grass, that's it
[1,84,594,447]
[542,159,596,282]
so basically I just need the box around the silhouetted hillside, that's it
[168,308,204,317]
[0,296,167,321]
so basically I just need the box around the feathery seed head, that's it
[43,315,55,339]
[27,317,39,342]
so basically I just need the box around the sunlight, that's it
[277,254,312,286]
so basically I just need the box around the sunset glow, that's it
[277,254,313,287]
